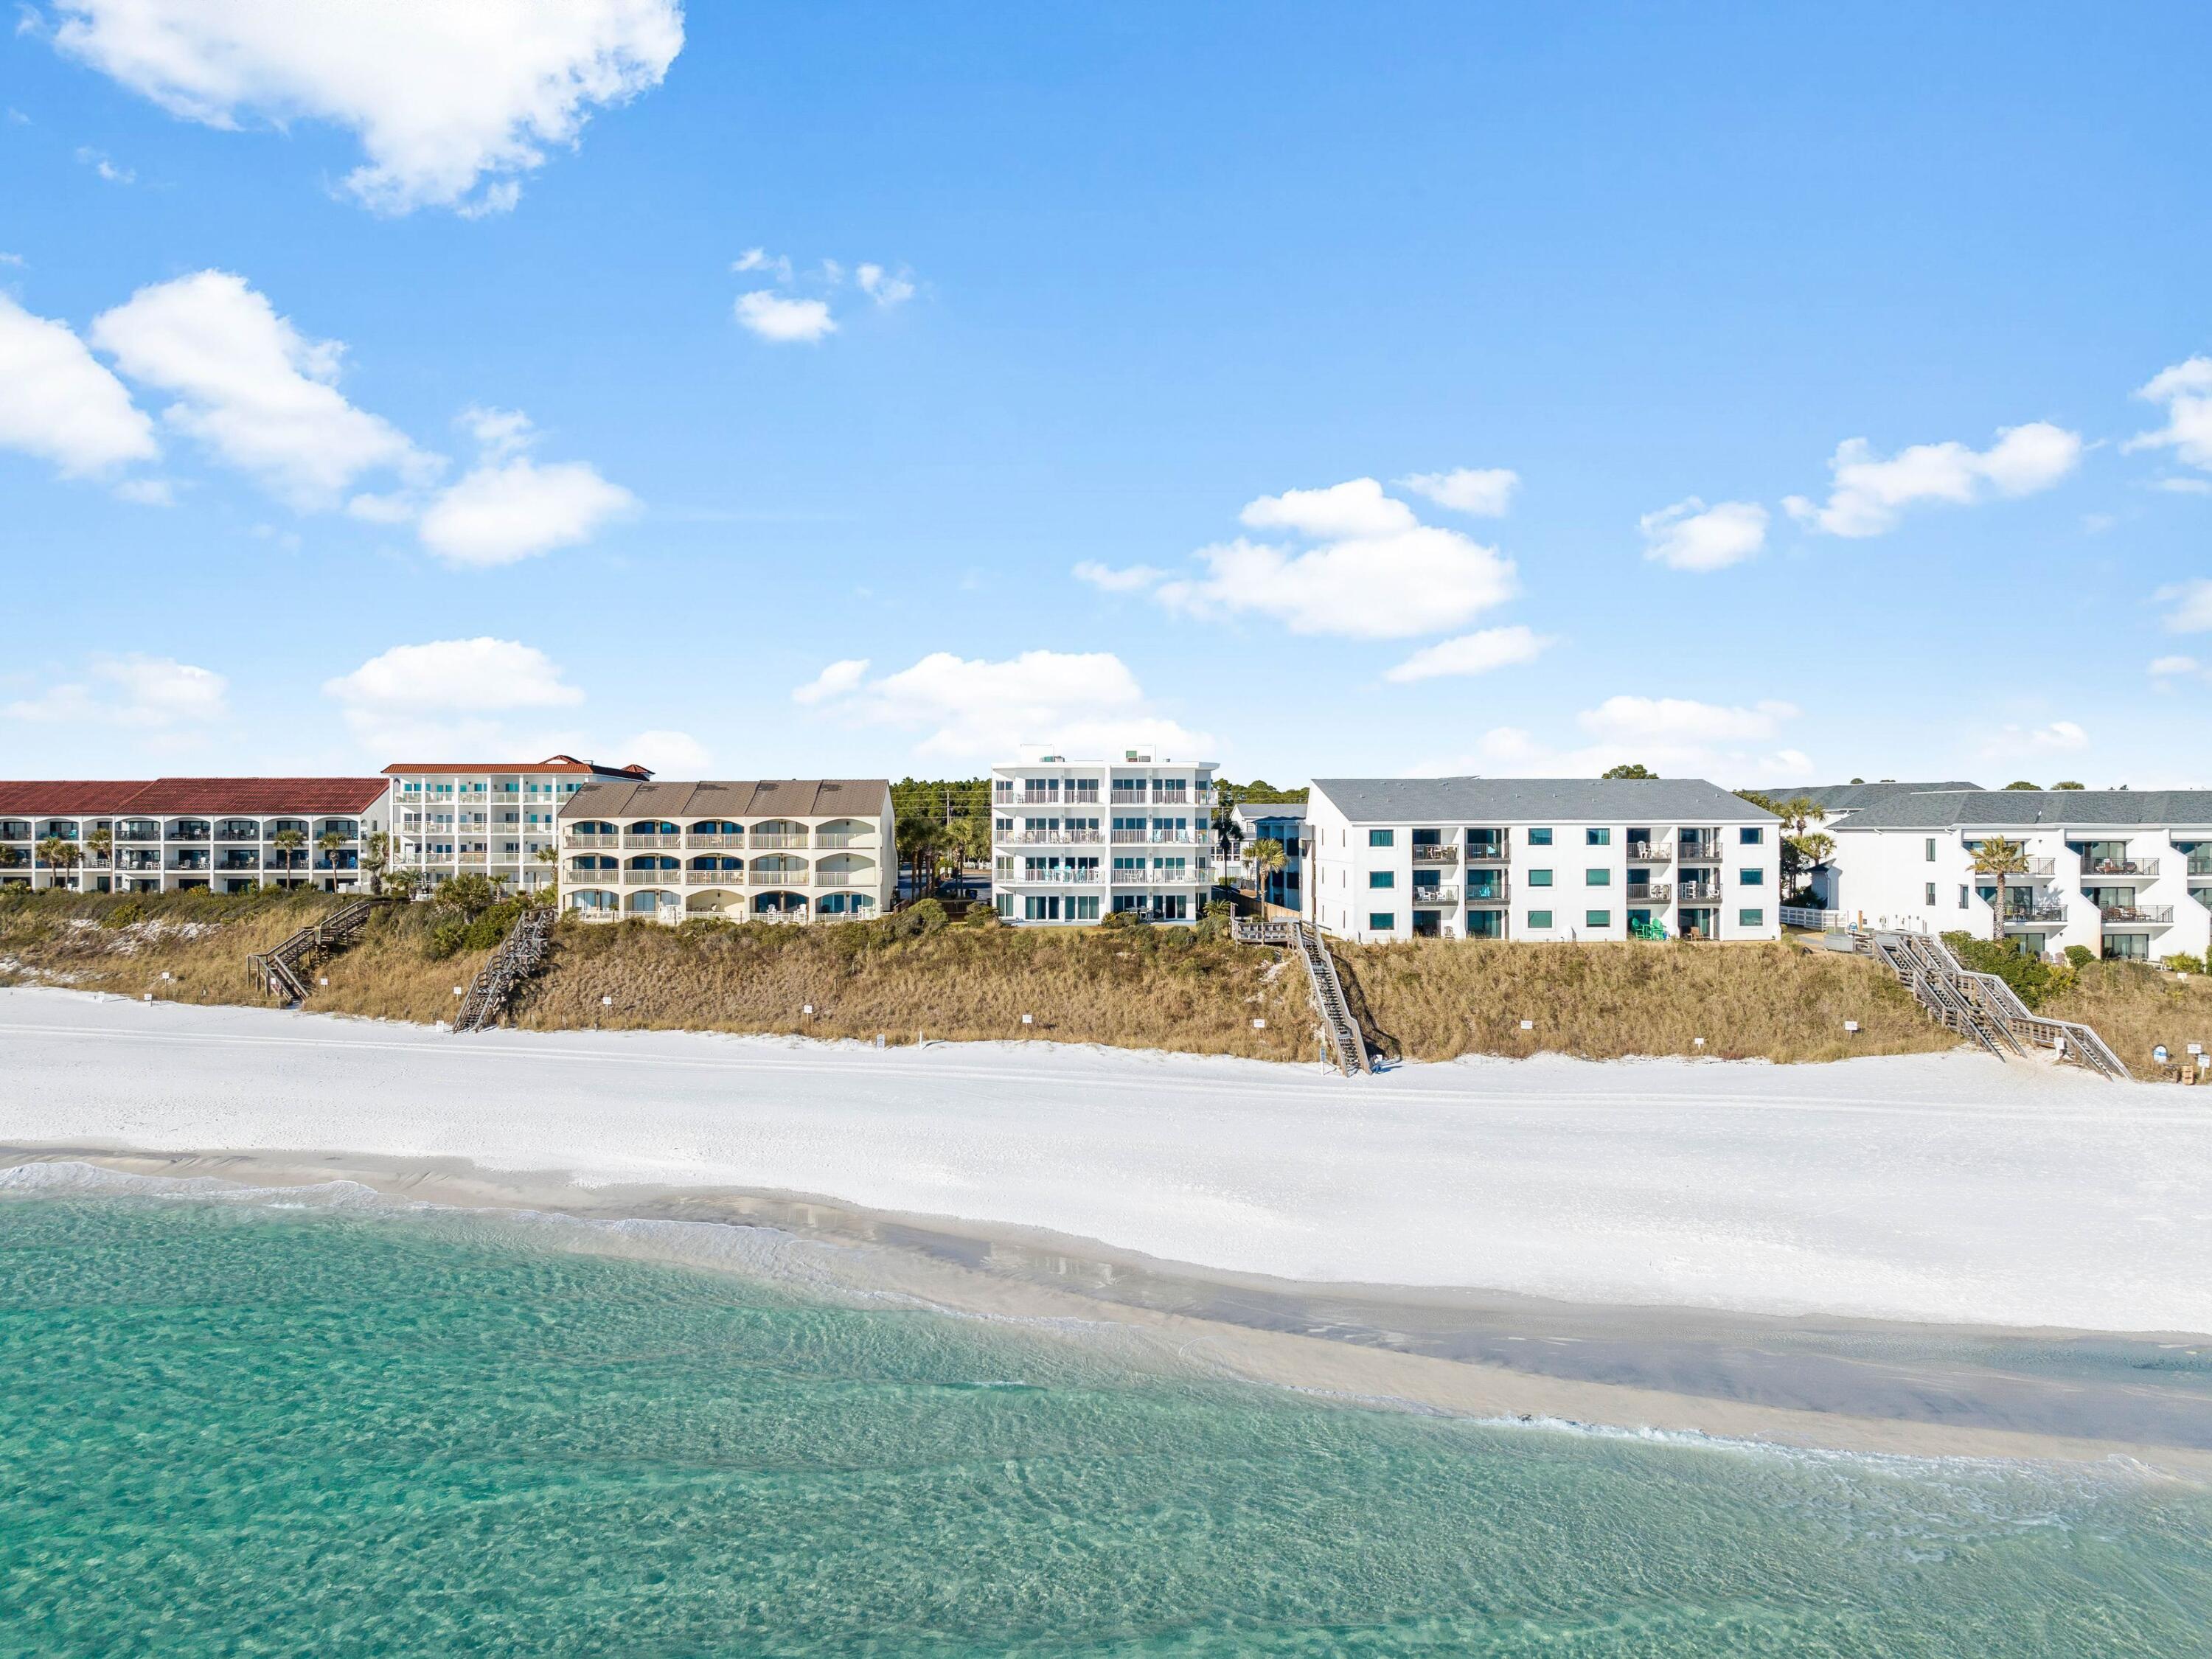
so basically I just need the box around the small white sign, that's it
[161,971,172,981]
[2190,1043,2203,1057]
[453,986,464,996]
[1843,1020,1860,1033]
[1020,1013,1033,1025]
[601,994,613,1006]
[318,976,328,986]
[2154,1045,2170,1065]
[1692,1037,1705,1048]
[1253,1018,1266,1029]
[1519,1019,1534,1031]
[802,1004,814,1015]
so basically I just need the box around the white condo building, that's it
[384,755,649,892]
[0,779,392,894]
[1304,777,1782,944]
[1819,788,2212,963]
[991,749,1218,925]
[558,778,896,924]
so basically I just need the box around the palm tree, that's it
[360,830,391,895]
[532,844,560,892]
[1970,835,2031,942]
[1248,837,1287,908]
[86,825,113,869]
[35,835,81,889]
[317,830,346,868]
[271,827,306,879]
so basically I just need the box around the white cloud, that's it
[0,291,159,477]
[1384,625,1555,684]
[1639,497,1768,572]
[47,0,683,215]
[0,253,24,267]
[793,649,1208,762]
[90,269,423,507]
[74,145,133,183]
[323,636,584,755]
[2149,655,2201,676]
[412,409,633,566]
[1157,477,1517,639]
[735,291,835,344]
[3,653,227,726]
[855,262,915,307]
[2129,356,2212,473]
[113,476,173,505]
[1396,466,1518,517]
[2157,579,2212,633]
[1983,720,2089,758]
[1784,422,2082,538]
[732,248,793,280]
[1427,696,1811,785]
[2157,476,2212,495]
[1072,560,1166,594]
[617,728,708,776]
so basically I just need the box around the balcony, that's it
[1626,883,1672,905]
[1009,867,1103,884]
[814,832,877,849]
[684,869,743,886]
[623,869,679,886]
[564,832,619,849]
[2101,904,2174,926]
[215,855,262,872]
[1411,844,1458,864]
[751,832,810,849]
[2081,855,2160,879]
[622,832,684,849]
[1110,829,1200,844]
[1411,886,1459,906]
[1012,829,1103,844]
[1465,842,1511,864]
[1008,790,1099,806]
[2004,897,2067,925]
[166,828,210,842]
[168,855,211,872]
[1464,880,1509,905]
[1675,880,1724,902]
[2018,858,2056,878]
[1677,841,1722,865]
[1625,840,1672,863]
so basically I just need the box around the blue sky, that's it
[4,2,2210,788]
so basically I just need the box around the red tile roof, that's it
[381,753,650,778]
[0,782,156,815]
[0,778,391,816]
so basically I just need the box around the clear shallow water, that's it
[2,1192,2208,1656]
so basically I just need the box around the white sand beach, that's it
[4,985,2208,1336]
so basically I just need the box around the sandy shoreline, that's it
[7,1142,2211,1476]
[4,984,2211,1470]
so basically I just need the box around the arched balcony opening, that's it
[813,853,877,892]
[815,818,874,849]
[752,891,808,917]
[750,819,807,849]
[814,892,877,918]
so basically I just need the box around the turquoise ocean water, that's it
[2,1188,2208,1656]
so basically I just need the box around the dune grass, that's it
[3,888,1969,1066]
[2042,959,2212,1079]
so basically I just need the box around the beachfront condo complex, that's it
[990,750,1218,925]
[557,778,897,925]
[1818,787,2212,964]
[383,756,651,893]
[1304,777,1783,944]
[1226,799,1308,910]
[0,779,394,894]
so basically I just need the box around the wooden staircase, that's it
[247,898,378,1004]
[1232,917,1372,1075]
[1854,928,2129,1081]
[451,905,556,1034]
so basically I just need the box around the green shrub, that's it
[2064,944,2095,969]
[886,897,949,941]
[1942,931,2062,1009]
[2161,951,2205,975]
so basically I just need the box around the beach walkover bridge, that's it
[451,905,557,1034]
[246,897,378,1004]
[1231,917,1371,1076]
[1850,928,2129,1081]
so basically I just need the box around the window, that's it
[1527,909,1553,928]
[1368,870,1395,888]
[1585,828,1611,846]
[1739,868,1764,886]
[1585,869,1611,886]
[1528,828,1553,846]
[1925,838,1937,862]
[1368,829,1394,847]
[1585,910,1611,928]
[1740,827,1764,845]
[1958,885,1969,909]
[1528,868,1553,887]
[1074,896,1100,920]
[1739,908,1764,928]
[1368,912,1396,931]
[1925,882,1937,906]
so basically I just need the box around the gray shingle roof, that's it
[560,779,891,821]
[1309,776,1777,824]
[1788,781,1983,813]
[1832,790,2212,830]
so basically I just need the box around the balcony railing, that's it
[1411,886,1459,906]
[1465,881,1509,904]
[1110,829,1200,844]
[1411,844,1458,863]
[1012,868,1103,884]
[751,832,810,849]
[751,869,808,886]
[2101,904,2174,925]
[2003,897,2067,923]
[1626,883,1672,905]
[623,832,683,849]
[1677,841,1722,864]
[684,870,742,886]
[565,832,619,849]
[1012,829,1103,844]
[2081,856,2160,878]
[1625,841,1672,863]
[1006,790,1099,806]
[814,832,876,848]
[624,869,678,886]
[1675,881,1724,902]
[166,829,210,842]
[1465,843,1510,863]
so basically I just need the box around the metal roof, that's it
[1832,789,2212,830]
[383,754,648,776]
[1787,781,1983,813]
[1309,776,1777,824]
[561,779,893,821]
[1231,800,1308,824]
